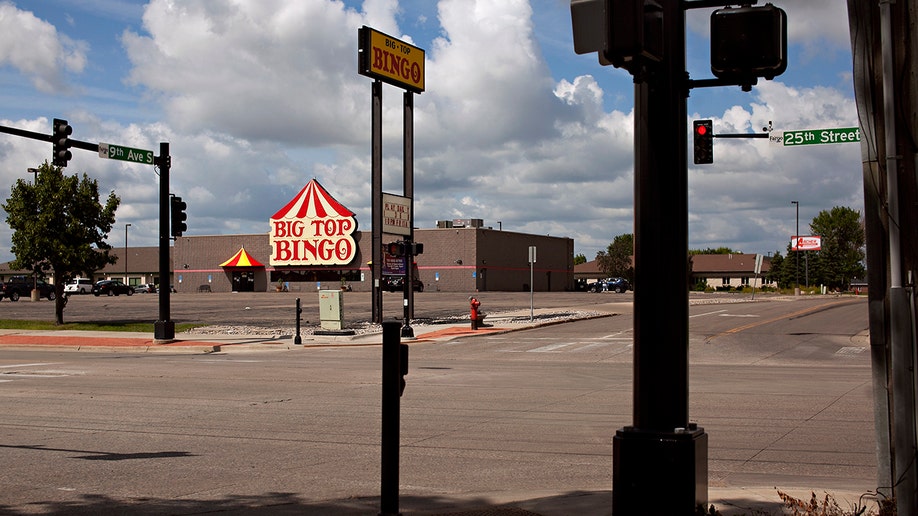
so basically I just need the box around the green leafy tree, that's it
[3,162,120,324]
[574,253,587,266]
[767,251,792,288]
[807,206,865,290]
[596,233,634,283]
[689,246,740,255]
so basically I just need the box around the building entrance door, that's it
[232,271,255,292]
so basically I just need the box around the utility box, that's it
[319,290,344,330]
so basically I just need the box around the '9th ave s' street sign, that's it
[98,142,155,165]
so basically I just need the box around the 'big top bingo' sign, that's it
[270,179,358,266]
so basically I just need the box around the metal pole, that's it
[124,223,131,285]
[371,80,383,323]
[792,200,799,295]
[402,91,415,338]
[380,321,402,515]
[879,1,917,511]
[612,1,707,512]
[154,142,174,341]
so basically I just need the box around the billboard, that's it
[358,26,426,93]
[270,179,358,266]
[791,235,821,251]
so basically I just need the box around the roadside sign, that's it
[754,254,764,275]
[781,127,860,147]
[99,143,155,165]
[382,193,411,236]
[358,26,426,93]
[791,235,822,251]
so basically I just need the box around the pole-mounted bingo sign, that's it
[358,26,425,93]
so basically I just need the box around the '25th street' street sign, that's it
[776,127,861,147]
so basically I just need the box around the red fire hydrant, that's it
[469,296,481,330]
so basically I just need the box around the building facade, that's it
[172,227,575,293]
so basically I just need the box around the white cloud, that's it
[0,2,87,92]
[0,0,863,263]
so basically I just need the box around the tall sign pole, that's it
[403,91,415,328]
[371,80,383,323]
[359,26,426,325]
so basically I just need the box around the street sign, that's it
[98,142,155,165]
[782,127,860,147]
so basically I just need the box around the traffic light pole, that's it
[154,142,175,341]
[611,1,707,513]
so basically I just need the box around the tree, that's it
[3,162,121,324]
[767,251,792,289]
[574,253,587,265]
[689,246,741,255]
[596,233,634,283]
[807,206,865,290]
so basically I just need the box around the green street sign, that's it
[98,142,155,165]
[782,127,860,147]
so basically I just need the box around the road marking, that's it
[837,346,866,356]
[691,309,727,318]
[528,343,577,353]
[718,314,760,318]
[706,299,858,342]
[0,363,58,369]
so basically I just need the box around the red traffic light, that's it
[696,124,707,136]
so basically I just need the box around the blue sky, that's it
[0,0,859,263]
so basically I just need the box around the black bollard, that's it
[294,298,303,345]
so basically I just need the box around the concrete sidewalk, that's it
[0,308,614,353]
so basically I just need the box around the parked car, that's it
[588,277,630,293]
[64,278,93,295]
[0,276,55,301]
[92,280,134,297]
[133,283,157,294]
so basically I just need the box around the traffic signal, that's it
[570,0,662,73]
[693,120,713,165]
[711,4,787,86]
[170,195,187,237]
[386,241,405,257]
[52,118,72,167]
[411,242,424,256]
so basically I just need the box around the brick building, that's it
[172,226,575,293]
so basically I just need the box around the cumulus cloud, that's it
[0,0,862,262]
[0,2,87,92]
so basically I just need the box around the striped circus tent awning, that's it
[219,247,264,267]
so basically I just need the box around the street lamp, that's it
[125,224,132,285]
[791,200,799,295]
[26,168,39,183]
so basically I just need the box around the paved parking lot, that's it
[0,290,630,326]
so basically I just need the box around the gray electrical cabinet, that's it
[319,290,344,330]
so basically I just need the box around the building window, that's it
[741,276,749,286]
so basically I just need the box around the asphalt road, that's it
[0,293,876,515]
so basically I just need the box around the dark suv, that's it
[0,276,56,301]
[588,277,630,293]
